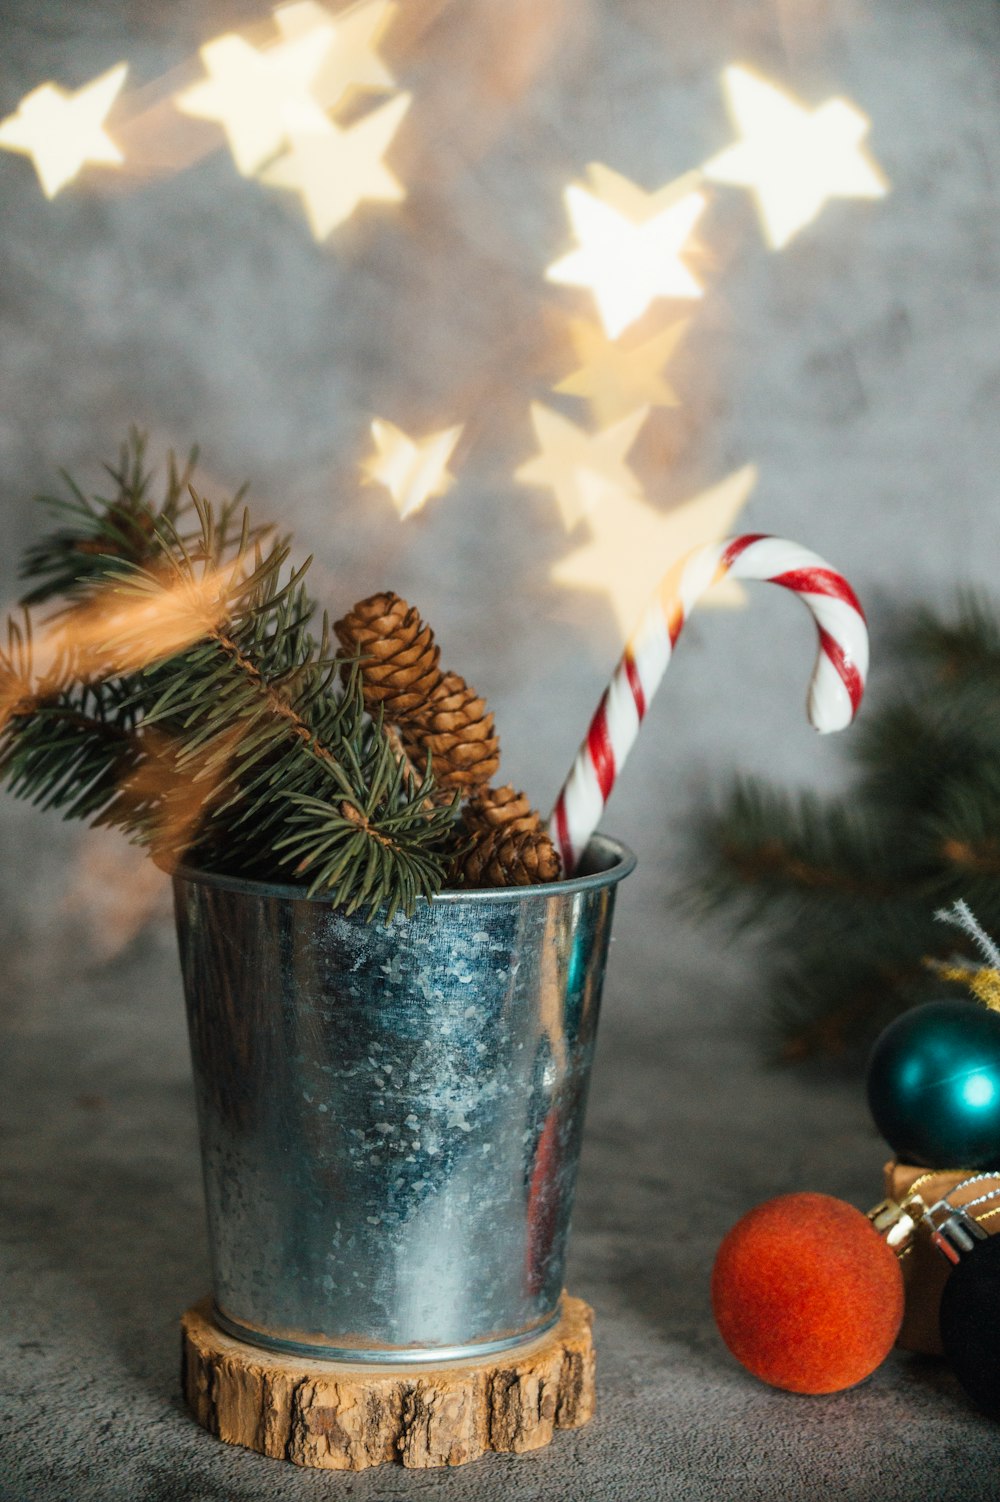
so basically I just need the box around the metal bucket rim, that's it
[168,832,636,906]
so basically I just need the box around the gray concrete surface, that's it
[2,0,1000,1496]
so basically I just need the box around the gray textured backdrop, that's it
[2,1,1000,1498]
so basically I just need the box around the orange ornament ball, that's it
[711,1191,904,1395]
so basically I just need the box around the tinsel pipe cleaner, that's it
[548,533,869,875]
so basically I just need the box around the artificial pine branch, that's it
[936,899,1000,969]
[1,434,457,918]
[905,591,1000,683]
[692,595,1000,1058]
[21,429,197,608]
[700,781,901,914]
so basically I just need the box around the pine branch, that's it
[97,528,457,909]
[694,779,905,924]
[692,595,1000,1059]
[19,428,266,613]
[920,762,1000,916]
[2,434,460,918]
[856,696,1000,812]
[0,618,144,824]
[904,591,1000,685]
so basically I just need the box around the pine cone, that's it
[334,593,442,716]
[402,672,500,795]
[462,784,543,837]
[451,825,562,888]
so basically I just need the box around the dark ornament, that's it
[940,1232,1000,1417]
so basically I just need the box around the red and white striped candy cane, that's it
[548,533,869,876]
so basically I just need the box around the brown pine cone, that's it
[451,825,562,888]
[462,784,543,837]
[402,671,500,795]
[333,592,442,716]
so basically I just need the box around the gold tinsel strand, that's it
[929,962,1000,1014]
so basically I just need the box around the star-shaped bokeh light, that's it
[362,418,463,519]
[546,167,707,339]
[274,0,397,111]
[175,30,332,176]
[584,163,703,221]
[555,318,689,425]
[552,465,757,636]
[261,91,411,238]
[702,65,888,249]
[515,403,649,531]
[0,63,127,199]
[258,90,410,238]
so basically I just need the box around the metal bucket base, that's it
[212,1300,563,1366]
[182,1294,596,1470]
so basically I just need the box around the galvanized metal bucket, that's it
[172,834,635,1365]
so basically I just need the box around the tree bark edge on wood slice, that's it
[181,1293,595,1470]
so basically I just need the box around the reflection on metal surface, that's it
[211,1298,562,1364]
[173,834,634,1363]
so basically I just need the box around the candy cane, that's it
[549,533,869,876]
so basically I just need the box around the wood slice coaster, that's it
[181,1294,595,1471]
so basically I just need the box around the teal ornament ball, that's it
[867,1001,1000,1169]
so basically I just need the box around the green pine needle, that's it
[1,432,459,919]
[691,593,1000,1058]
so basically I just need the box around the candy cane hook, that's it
[548,533,869,876]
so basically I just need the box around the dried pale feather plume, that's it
[333,592,442,717]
